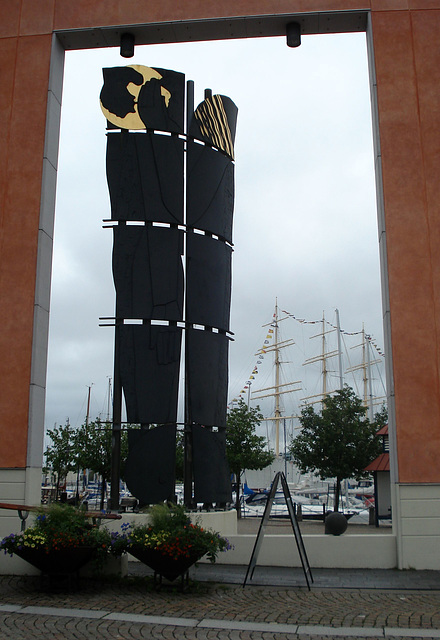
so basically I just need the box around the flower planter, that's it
[108,504,231,589]
[129,545,203,582]
[14,546,97,575]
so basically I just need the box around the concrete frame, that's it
[1,2,440,571]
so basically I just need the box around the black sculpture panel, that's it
[138,67,185,134]
[186,233,232,331]
[113,224,184,322]
[187,329,228,428]
[125,426,177,505]
[100,65,185,133]
[119,324,182,424]
[100,66,144,120]
[106,132,184,223]
[192,425,231,504]
[189,95,238,160]
[186,141,234,242]
[102,67,237,504]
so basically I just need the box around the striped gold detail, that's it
[194,95,234,160]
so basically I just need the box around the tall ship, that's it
[228,301,386,516]
[230,300,386,455]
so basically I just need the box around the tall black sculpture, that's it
[100,66,237,508]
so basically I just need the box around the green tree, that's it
[289,386,382,512]
[76,419,129,509]
[44,421,76,500]
[226,400,275,516]
[373,403,388,430]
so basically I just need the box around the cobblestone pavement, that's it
[2,571,440,640]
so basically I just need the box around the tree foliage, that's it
[44,421,76,499]
[226,400,275,515]
[77,419,129,509]
[289,386,382,511]
[373,403,388,430]
[175,430,184,482]
[44,419,129,508]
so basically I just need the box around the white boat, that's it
[241,488,361,520]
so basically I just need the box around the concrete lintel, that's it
[56,11,368,51]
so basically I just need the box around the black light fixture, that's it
[120,32,135,58]
[286,22,301,48]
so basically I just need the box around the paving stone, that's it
[296,625,385,636]
[106,612,199,626]
[2,571,440,640]
[20,605,107,619]
[198,618,300,633]
[385,630,440,638]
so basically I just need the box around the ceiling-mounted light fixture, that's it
[120,32,135,58]
[286,22,301,48]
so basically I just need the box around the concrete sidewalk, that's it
[187,563,440,590]
[1,565,440,639]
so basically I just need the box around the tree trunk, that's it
[334,478,341,512]
[235,471,241,518]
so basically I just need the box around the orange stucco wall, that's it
[371,7,440,482]
[0,1,439,481]
[0,25,53,467]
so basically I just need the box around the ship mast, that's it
[322,313,328,397]
[301,312,339,405]
[366,330,374,421]
[347,324,383,416]
[363,326,368,406]
[273,301,282,455]
[335,308,344,390]
[252,300,301,456]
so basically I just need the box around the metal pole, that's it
[110,316,122,511]
[183,79,194,507]
[284,418,287,479]
[274,300,281,456]
[76,384,92,504]
[107,376,112,422]
[366,336,374,422]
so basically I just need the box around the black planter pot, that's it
[129,546,203,582]
[14,546,97,574]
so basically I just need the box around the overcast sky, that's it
[45,32,385,444]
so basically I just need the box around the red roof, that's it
[376,424,388,436]
[365,452,390,472]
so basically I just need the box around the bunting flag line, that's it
[280,308,384,356]
[366,334,385,357]
[229,307,385,407]
[234,319,276,401]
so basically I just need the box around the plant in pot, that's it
[111,503,232,582]
[0,503,111,575]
